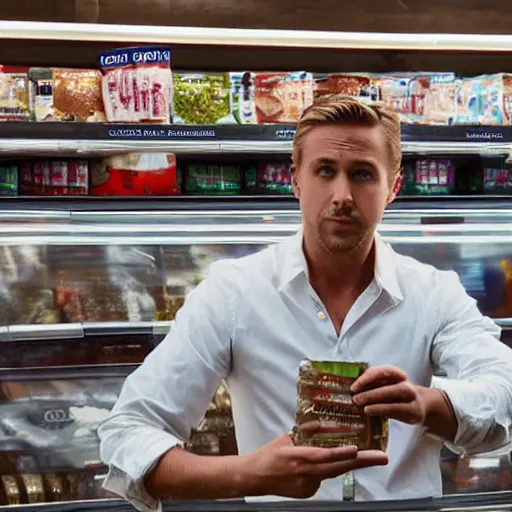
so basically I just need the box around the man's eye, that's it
[318,166,335,177]
[351,169,372,180]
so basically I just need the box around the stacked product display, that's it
[0,21,510,512]
[3,59,512,126]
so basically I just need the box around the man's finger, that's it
[314,450,389,479]
[351,365,408,393]
[288,445,358,464]
[353,382,416,406]
[364,403,423,424]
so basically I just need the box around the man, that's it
[99,96,512,512]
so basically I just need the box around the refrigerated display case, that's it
[0,17,510,512]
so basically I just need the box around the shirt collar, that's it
[278,228,404,302]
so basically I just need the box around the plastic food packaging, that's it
[256,162,293,194]
[0,66,30,121]
[19,160,88,196]
[291,360,388,451]
[482,156,512,194]
[184,163,242,195]
[227,72,256,125]
[0,165,19,196]
[455,74,512,125]
[253,72,314,124]
[91,153,179,196]
[400,159,456,195]
[374,75,413,123]
[99,46,173,124]
[29,68,105,122]
[314,74,379,103]
[173,73,230,124]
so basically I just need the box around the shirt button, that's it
[317,311,327,321]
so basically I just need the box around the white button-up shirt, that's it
[99,231,512,512]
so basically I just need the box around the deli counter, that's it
[0,203,510,508]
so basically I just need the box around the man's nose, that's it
[331,173,353,206]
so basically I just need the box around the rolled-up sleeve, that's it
[431,270,512,454]
[98,260,235,512]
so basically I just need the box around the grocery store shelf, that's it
[0,196,511,215]
[1,123,512,156]
[4,21,512,53]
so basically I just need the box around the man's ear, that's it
[291,166,300,199]
[387,172,403,205]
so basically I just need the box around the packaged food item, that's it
[184,163,242,194]
[227,72,256,125]
[0,164,18,196]
[374,75,413,123]
[292,360,388,451]
[66,160,89,195]
[422,73,458,125]
[18,160,88,196]
[99,46,172,124]
[455,74,512,125]
[314,74,379,103]
[173,73,230,124]
[29,68,105,122]
[400,159,456,195]
[254,72,314,124]
[482,156,512,194]
[257,162,293,194]
[91,153,178,196]
[0,66,30,121]
[1,476,22,505]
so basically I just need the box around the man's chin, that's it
[321,234,365,254]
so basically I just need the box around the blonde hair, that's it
[292,95,402,181]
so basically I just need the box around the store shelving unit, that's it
[0,18,510,511]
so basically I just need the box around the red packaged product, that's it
[91,153,179,196]
[67,160,89,195]
[99,47,173,123]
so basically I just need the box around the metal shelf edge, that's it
[3,21,512,52]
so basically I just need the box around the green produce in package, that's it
[173,73,230,125]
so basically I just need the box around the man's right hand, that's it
[245,434,388,499]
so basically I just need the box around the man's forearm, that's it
[418,386,458,442]
[145,446,258,500]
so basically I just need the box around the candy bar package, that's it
[0,66,30,121]
[173,73,230,124]
[91,153,179,196]
[253,72,314,124]
[99,46,173,124]
[291,360,388,451]
[29,68,105,122]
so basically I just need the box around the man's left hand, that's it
[350,365,458,441]
[350,365,428,425]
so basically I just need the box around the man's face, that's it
[292,123,401,255]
